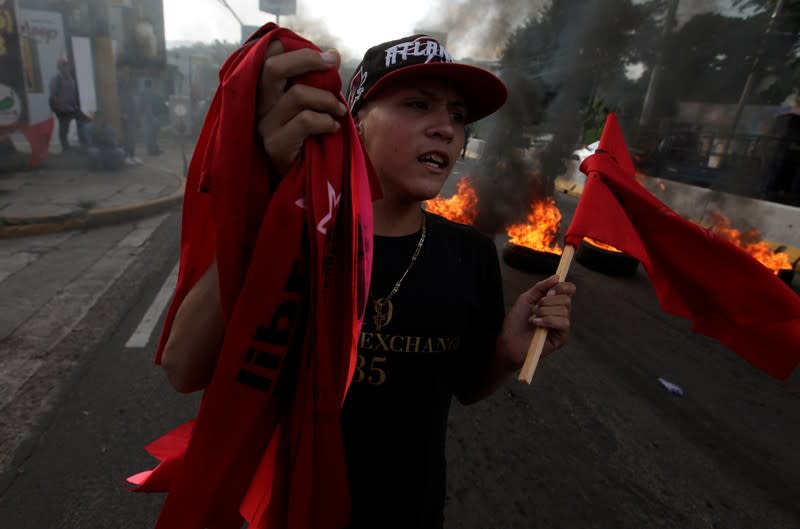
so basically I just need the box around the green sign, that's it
[0,1,27,131]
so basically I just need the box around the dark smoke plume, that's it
[421,0,548,59]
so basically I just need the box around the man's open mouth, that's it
[418,152,449,169]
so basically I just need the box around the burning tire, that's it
[575,240,639,277]
[778,268,795,286]
[502,242,560,275]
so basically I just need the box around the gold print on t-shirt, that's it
[359,332,461,354]
[353,333,460,385]
[372,298,393,331]
[354,354,387,385]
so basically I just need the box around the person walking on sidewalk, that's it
[119,73,143,165]
[48,58,90,152]
[141,79,165,156]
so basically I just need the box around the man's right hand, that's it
[256,41,347,176]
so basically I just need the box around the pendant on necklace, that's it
[373,297,394,331]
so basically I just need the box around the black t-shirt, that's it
[341,211,505,529]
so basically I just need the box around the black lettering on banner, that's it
[236,370,273,392]
[284,258,305,293]
[245,347,282,370]
[236,257,303,392]
[255,300,298,346]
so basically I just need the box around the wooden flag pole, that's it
[518,244,576,384]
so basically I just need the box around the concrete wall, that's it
[465,138,799,260]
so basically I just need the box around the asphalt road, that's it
[445,191,800,529]
[0,185,798,528]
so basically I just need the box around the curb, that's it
[0,183,185,239]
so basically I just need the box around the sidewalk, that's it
[0,138,190,239]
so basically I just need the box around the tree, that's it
[499,0,656,188]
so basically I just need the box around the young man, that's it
[163,33,576,529]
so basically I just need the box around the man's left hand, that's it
[497,274,576,371]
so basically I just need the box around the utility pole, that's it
[726,0,786,146]
[638,0,680,127]
[259,1,296,27]
[218,0,244,27]
[92,0,121,128]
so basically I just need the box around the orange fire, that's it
[425,178,478,225]
[707,210,792,274]
[583,237,622,253]
[506,198,563,255]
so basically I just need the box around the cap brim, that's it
[361,62,507,124]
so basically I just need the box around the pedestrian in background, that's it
[48,58,90,152]
[86,110,125,171]
[119,73,143,165]
[142,79,165,156]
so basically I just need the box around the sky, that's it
[164,0,755,61]
[164,0,448,60]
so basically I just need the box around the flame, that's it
[506,198,563,255]
[707,210,792,274]
[425,178,478,225]
[583,237,623,253]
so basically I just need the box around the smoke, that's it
[467,0,613,234]
[676,0,747,26]
[435,0,798,237]
[471,70,546,234]
[419,0,549,59]
[281,8,344,57]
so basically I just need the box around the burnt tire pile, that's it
[502,241,797,290]
[575,241,639,277]
[778,268,795,286]
[502,243,560,275]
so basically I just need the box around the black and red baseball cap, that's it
[346,34,507,124]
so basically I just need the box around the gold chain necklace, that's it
[372,213,427,332]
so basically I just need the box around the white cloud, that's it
[164,0,434,58]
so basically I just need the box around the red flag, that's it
[565,114,800,380]
[19,118,54,168]
[127,24,377,529]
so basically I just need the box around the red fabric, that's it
[565,114,800,381]
[127,23,376,529]
[19,118,54,168]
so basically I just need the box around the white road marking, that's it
[125,262,178,348]
[0,215,170,412]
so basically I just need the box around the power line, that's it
[217,0,244,26]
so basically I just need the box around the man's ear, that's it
[355,118,364,138]
[354,106,369,138]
